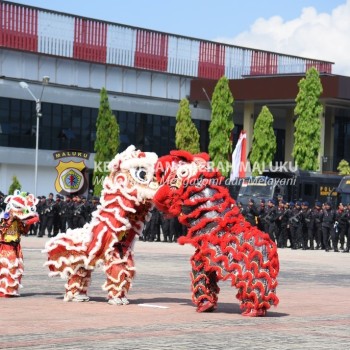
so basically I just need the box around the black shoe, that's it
[325,248,329,252]
[343,249,349,253]
[334,249,339,252]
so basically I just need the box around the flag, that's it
[230,130,247,180]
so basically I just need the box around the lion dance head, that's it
[2,190,39,222]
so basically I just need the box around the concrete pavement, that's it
[1,236,350,350]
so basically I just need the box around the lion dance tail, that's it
[43,228,91,301]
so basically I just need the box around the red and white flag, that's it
[230,130,247,180]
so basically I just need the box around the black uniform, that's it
[335,205,347,251]
[242,199,258,227]
[288,203,302,249]
[72,198,86,229]
[264,200,278,242]
[39,196,56,237]
[320,203,336,252]
[276,202,290,248]
[257,200,267,232]
[299,202,313,249]
[312,203,323,249]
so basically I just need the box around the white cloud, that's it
[216,0,350,76]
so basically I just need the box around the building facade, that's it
[0,1,349,196]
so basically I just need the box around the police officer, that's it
[257,199,267,232]
[149,207,162,242]
[65,195,75,230]
[264,199,278,242]
[335,203,347,252]
[300,201,313,250]
[289,201,302,249]
[72,195,86,229]
[38,196,52,237]
[343,203,350,252]
[0,191,6,213]
[320,202,336,252]
[242,198,258,227]
[276,200,290,248]
[53,194,63,236]
[313,201,323,249]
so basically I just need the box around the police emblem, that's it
[54,160,87,195]
[53,150,90,196]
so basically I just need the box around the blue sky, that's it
[11,0,350,75]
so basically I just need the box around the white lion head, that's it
[3,190,39,220]
[103,145,159,204]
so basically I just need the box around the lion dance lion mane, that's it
[0,190,39,297]
[44,145,158,305]
[153,150,279,316]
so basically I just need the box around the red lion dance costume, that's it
[44,146,158,305]
[153,150,279,316]
[0,190,39,297]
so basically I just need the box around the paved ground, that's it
[1,236,350,350]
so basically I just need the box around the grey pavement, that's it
[1,236,350,350]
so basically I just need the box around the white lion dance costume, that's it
[44,146,158,304]
[153,150,279,316]
[0,190,39,297]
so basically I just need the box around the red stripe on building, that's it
[198,42,225,79]
[0,3,38,51]
[134,30,168,71]
[73,18,107,63]
[306,61,332,74]
[250,51,278,75]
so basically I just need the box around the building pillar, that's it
[285,109,294,163]
[319,104,326,172]
[323,107,335,171]
[243,102,255,159]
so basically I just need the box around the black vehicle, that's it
[335,176,350,205]
[231,170,342,207]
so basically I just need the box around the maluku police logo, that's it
[53,150,90,195]
[55,161,85,193]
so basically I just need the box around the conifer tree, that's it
[93,87,120,196]
[8,176,21,195]
[175,98,200,154]
[208,76,234,177]
[249,106,276,176]
[292,67,323,170]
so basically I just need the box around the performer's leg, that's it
[190,252,219,312]
[0,244,23,297]
[235,237,279,317]
[64,267,91,302]
[104,249,135,305]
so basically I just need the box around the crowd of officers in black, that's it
[27,193,100,237]
[141,207,187,243]
[238,196,350,253]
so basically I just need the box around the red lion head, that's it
[153,150,210,216]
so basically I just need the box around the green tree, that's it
[93,87,120,196]
[249,106,276,176]
[8,175,21,195]
[175,98,200,153]
[208,76,234,176]
[292,67,323,171]
[337,159,350,175]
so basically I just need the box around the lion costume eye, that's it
[131,167,149,184]
[176,164,194,179]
